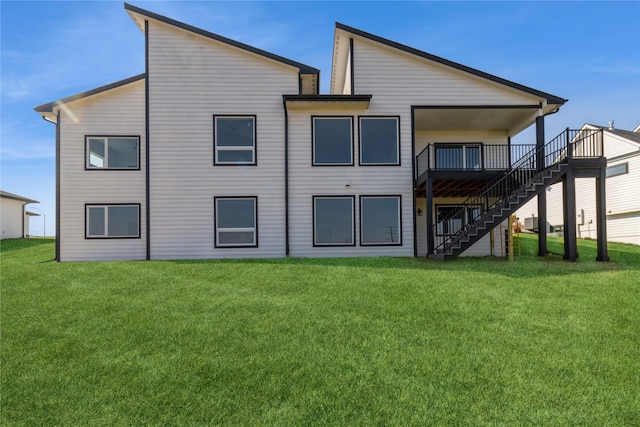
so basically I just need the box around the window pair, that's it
[314,196,402,246]
[313,117,400,166]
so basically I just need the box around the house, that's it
[34,3,608,262]
[518,123,640,246]
[0,190,39,239]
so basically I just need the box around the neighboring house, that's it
[35,3,606,261]
[0,190,39,239]
[518,123,640,245]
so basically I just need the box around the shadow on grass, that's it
[0,238,54,252]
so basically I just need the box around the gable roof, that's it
[586,124,640,144]
[1,190,39,204]
[124,3,319,76]
[334,22,567,106]
[34,74,146,115]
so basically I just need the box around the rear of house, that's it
[37,3,582,261]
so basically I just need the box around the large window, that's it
[215,197,257,247]
[359,117,400,165]
[312,117,353,165]
[86,136,139,169]
[86,204,140,238]
[313,196,355,246]
[436,205,481,236]
[214,116,256,165]
[360,196,401,245]
[434,144,481,170]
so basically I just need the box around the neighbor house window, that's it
[214,116,256,165]
[313,196,355,246]
[360,196,401,245]
[86,204,140,238]
[86,136,139,169]
[312,117,353,165]
[359,117,400,165]
[434,144,481,170]
[436,205,481,236]
[606,163,628,178]
[215,197,257,247]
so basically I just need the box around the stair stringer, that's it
[429,163,568,260]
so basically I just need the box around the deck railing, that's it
[430,128,603,255]
[415,143,536,180]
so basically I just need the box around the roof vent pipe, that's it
[609,120,615,130]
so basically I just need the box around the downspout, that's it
[411,106,417,257]
[282,96,290,256]
[145,19,151,261]
[55,110,61,261]
[21,203,27,238]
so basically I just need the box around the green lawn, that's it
[1,236,639,426]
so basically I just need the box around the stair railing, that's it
[431,128,603,255]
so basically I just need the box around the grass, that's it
[1,236,639,426]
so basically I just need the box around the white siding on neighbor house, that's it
[517,135,640,246]
[58,80,146,261]
[288,107,414,257]
[147,21,299,259]
[1,198,24,239]
[351,39,541,107]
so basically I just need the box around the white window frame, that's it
[214,116,257,166]
[85,204,140,238]
[434,144,482,170]
[214,197,258,248]
[86,136,140,170]
[359,117,400,166]
[360,195,402,246]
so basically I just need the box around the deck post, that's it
[426,177,434,256]
[562,168,578,261]
[595,168,609,261]
[536,115,547,256]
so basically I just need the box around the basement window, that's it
[313,196,355,246]
[360,196,401,245]
[86,204,140,238]
[215,197,257,247]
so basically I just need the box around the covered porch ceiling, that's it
[413,105,549,135]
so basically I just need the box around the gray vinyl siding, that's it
[58,81,146,261]
[147,21,298,259]
[351,39,540,106]
[288,107,413,257]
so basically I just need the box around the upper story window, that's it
[434,144,481,170]
[86,204,140,238]
[214,116,256,165]
[312,117,353,166]
[359,117,400,165]
[86,136,139,169]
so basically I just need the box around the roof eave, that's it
[34,74,146,114]
[124,3,319,75]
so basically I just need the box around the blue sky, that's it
[2,1,639,236]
